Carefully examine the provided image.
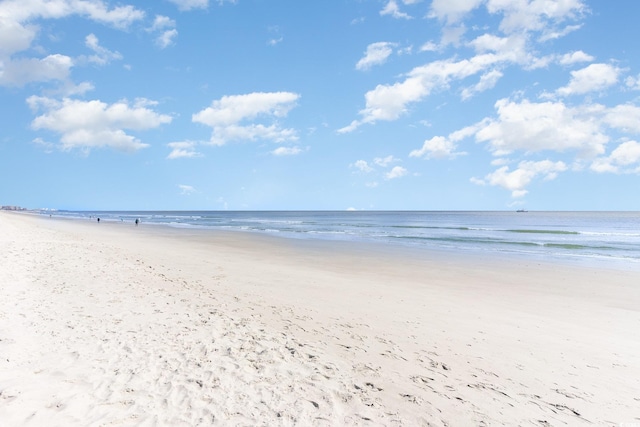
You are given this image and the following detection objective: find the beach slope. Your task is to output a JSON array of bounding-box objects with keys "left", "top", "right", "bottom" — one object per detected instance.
[{"left": 1, "top": 212, "right": 639, "bottom": 426}]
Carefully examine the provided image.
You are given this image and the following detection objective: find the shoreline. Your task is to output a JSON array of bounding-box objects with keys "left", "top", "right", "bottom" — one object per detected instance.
[
  {"left": 1, "top": 211, "right": 639, "bottom": 425},
  {"left": 25, "top": 209, "right": 640, "bottom": 272}
]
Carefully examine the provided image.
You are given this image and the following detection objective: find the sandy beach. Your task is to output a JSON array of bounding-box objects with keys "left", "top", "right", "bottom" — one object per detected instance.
[{"left": 1, "top": 211, "right": 639, "bottom": 426}]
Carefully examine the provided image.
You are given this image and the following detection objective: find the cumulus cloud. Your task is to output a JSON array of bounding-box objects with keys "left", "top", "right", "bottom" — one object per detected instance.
[
  {"left": 339, "top": 31, "right": 554, "bottom": 133},
  {"left": 0, "top": 0, "right": 144, "bottom": 87},
  {"left": 166, "top": 0, "right": 209, "bottom": 11},
  {"left": 373, "top": 155, "right": 399, "bottom": 167},
  {"left": 412, "top": 94, "right": 640, "bottom": 196},
  {"left": 157, "top": 29, "right": 178, "bottom": 48},
  {"left": 558, "top": 50, "right": 594, "bottom": 65},
  {"left": 420, "top": 41, "right": 439, "bottom": 52},
  {"left": 410, "top": 135, "right": 467, "bottom": 159},
  {"left": 429, "top": 0, "right": 483, "bottom": 24},
  {"left": 0, "top": 16, "right": 37, "bottom": 56},
  {"left": 148, "top": 15, "right": 178, "bottom": 48},
  {"left": 342, "top": 0, "right": 589, "bottom": 133},
  {"left": 272, "top": 146, "right": 303, "bottom": 156},
  {"left": 85, "top": 33, "right": 123, "bottom": 65},
  {"left": 356, "top": 42, "right": 396, "bottom": 71},
  {"left": 28, "top": 96, "right": 172, "bottom": 152},
  {"left": 339, "top": 54, "right": 506, "bottom": 132},
  {"left": 351, "top": 156, "right": 406, "bottom": 182},
  {"left": 475, "top": 98, "right": 609, "bottom": 157},
  {"left": 555, "top": 63, "right": 620, "bottom": 96},
  {"left": 625, "top": 74, "right": 640, "bottom": 91},
  {"left": 0, "top": 0, "right": 145, "bottom": 29},
  {"left": 351, "top": 160, "right": 374, "bottom": 173},
  {"left": 192, "top": 92, "right": 300, "bottom": 146},
  {"left": 473, "top": 160, "right": 567, "bottom": 197},
  {"left": 591, "top": 140, "right": 640, "bottom": 174},
  {"left": 0, "top": 54, "right": 73, "bottom": 86},
  {"left": 461, "top": 69, "right": 503, "bottom": 100},
  {"left": 486, "top": 0, "right": 586, "bottom": 35},
  {"left": 167, "top": 141, "right": 202, "bottom": 159},
  {"left": 602, "top": 104, "right": 640, "bottom": 133},
  {"left": 380, "top": 0, "right": 412, "bottom": 19},
  {"left": 166, "top": 0, "right": 237, "bottom": 10},
  {"left": 385, "top": 166, "right": 408, "bottom": 180}
]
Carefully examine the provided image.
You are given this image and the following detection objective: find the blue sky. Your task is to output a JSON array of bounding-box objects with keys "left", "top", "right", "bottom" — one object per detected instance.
[{"left": 1, "top": 0, "right": 640, "bottom": 210}]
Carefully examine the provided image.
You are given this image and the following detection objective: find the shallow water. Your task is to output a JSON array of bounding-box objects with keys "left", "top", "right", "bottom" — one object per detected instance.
[{"left": 46, "top": 210, "right": 640, "bottom": 268}]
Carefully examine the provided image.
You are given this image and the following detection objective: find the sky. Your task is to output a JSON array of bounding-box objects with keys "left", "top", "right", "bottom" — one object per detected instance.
[{"left": 1, "top": 0, "right": 640, "bottom": 211}]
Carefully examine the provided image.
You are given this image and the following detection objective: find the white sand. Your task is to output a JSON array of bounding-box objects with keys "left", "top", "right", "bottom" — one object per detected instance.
[{"left": 1, "top": 211, "right": 639, "bottom": 426}]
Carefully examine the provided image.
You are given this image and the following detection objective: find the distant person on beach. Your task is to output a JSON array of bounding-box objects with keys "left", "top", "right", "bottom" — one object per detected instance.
[
  {"left": 135, "top": 218, "right": 139, "bottom": 226},
  {"left": 97, "top": 218, "right": 100, "bottom": 223}
]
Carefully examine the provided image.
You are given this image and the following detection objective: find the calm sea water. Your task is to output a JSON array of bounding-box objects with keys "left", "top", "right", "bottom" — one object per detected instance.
[{"left": 47, "top": 210, "right": 640, "bottom": 267}]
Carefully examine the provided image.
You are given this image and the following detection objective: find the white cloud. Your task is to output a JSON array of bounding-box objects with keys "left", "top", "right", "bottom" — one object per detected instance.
[
  {"left": 0, "top": 0, "right": 145, "bottom": 29},
  {"left": 474, "top": 160, "right": 567, "bottom": 197},
  {"left": 351, "top": 156, "right": 405, "bottom": 182},
  {"left": 344, "top": 0, "right": 589, "bottom": 134},
  {"left": 469, "top": 33, "right": 524, "bottom": 58},
  {"left": 193, "top": 92, "right": 298, "bottom": 126},
  {"left": 461, "top": 69, "right": 503, "bottom": 100},
  {"left": 0, "top": 16, "right": 37, "bottom": 56},
  {"left": 556, "top": 63, "right": 620, "bottom": 96},
  {"left": 486, "top": 0, "right": 586, "bottom": 35},
  {"left": 420, "top": 41, "right": 438, "bottom": 52},
  {"left": 193, "top": 92, "right": 300, "bottom": 146},
  {"left": 85, "top": 33, "right": 123, "bottom": 65},
  {"left": 69, "top": 1, "right": 145, "bottom": 29},
  {"left": 167, "top": 141, "right": 202, "bottom": 159},
  {"left": 538, "top": 24, "right": 582, "bottom": 42},
  {"left": 411, "top": 95, "right": 640, "bottom": 195},
  {"left": 147, "top": 15, "right": 178, "bottom": 48},
  {"left": 602, "top": 104, "right": 640, "bottom": 133},
  {"left": 380, "top": 0, "right": 412, "bottom": 19},
  {"left": 55, "top": 81, "right": 95, "bottom": 97},
  {"left": 32, "top": 137, "right": 55, "bottom": 153},
  {"left": 157, "top": 29, "right": 178, "bottom": 48},
  {"left": 272, "top": 146, "right": 302, "bottom": 156},
  {"left": 625, "top": 74, "right": 640, "bottom": 91},
  {"left": 339, "top": 53, "right": 506, "bottom": 132},
  {"left": 337, "top": 74, "right": 427, "bottom": 131},
  {"left": 167, "top": 0, "right": 236, "bottom": 10},
  {"left": 558, "top": 50, "right": 594, "bottom": 65},
  {"left": 591, "top": 140, "right": 640, "bottom": 174},
  {"left": 150, "top": 15, "right": 175, "bottom": 31},
  {"left": 475, "top": 98, "right": 609, "bottom": 157},
  {"left": 340, "top": 28, "right": 562, "bottom": 133},
  {"left": 429, "top": 0, "right": 484, "bottom": 24},
  {"left": 28, "top": 96, "right": 172, "bottom": 152},
  {"left": 166, "top": 0, "right": 209, "bottom": 11},
  {"left": 0, "top": 0, "right": 144, "bottom": 87},
  {"left": 409, "top": 135, "right": 467, "bottom": 159},
  {"left": 441, "top": 24, "right": 468, "bottom": 47},
  {"left": 0, "top": 54, "right": 73, "bottom": 86},
  {"left": 385, "top": 166, "right": 408, "bottom": 180},
  {"left": 351, "top": 160, "right": 374, "bottom": 173},
  {"left": 356, "top": 42, "right": 396, "bottom": 71},
  {"left": 374, "top": 155, "right": 398, "bottom": 167}
]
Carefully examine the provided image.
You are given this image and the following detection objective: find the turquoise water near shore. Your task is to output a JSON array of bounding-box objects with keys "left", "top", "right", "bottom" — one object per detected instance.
[{"left": 46, "top": 210, "right": 640, "bottom": 266}]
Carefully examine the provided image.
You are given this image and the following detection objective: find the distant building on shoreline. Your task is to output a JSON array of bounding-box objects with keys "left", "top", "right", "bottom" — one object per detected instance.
[{"left": 1, "top": 206, "right": 27, "bottom": 211}]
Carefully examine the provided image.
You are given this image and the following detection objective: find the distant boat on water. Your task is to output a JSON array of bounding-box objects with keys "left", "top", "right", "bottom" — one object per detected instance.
[{"left": 516, "top": 209, "right": 528, "bottom": 212}]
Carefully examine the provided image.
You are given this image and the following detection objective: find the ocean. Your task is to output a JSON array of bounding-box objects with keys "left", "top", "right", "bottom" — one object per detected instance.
[{"left": 46, "top": 210, "right": 640, "bottom": 268}]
